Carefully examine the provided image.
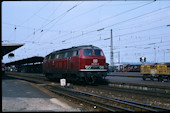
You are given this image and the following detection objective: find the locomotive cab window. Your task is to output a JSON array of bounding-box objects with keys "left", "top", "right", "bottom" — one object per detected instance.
[
  {"left": 45, "top": 55, "right": 50, "bottom": 60},
  {"left": 68, "top": 51, "right": 73, "bottom": 57},
  {"left": 73, "top": 50, "right": 79, "bottom": 56},
  {"left": 64, "top": 52, "right": 68, "bottom": 58},
  {"left": 55, "top": 54, "right": 59, "bottom": 59},
  {"left": 48, "top": 55, "right": 52, "bottom": 60},
  {"left": 59, "top": 53, "right": 65, "bottom": 59},
  {"left": 84, "top": 49, "right": 94, "bottom": 56},
  {"left": 44, "top": 55, "right": 49, "bottom": 61},
  {"left": 50, "top": 54, "right": 55, "bottom": 60},
  {"left": 94, "top": 50, "right": 104, "bottom": 56}
]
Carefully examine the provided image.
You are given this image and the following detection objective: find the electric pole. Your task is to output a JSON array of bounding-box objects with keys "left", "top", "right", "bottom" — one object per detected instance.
[
  {"left": 110, "top": 29, "right": 114, "bottom": 67},
  {"left": 118, "top": 51, "right": 120, "bottom": 64},
  {"left": 154, "top": 44, "right": 156, "bottom": 63}
]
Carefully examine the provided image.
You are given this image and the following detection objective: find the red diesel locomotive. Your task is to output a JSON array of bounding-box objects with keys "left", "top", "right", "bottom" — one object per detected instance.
[{"left": 43, "top": 45, "right": 107, "bottom": 84}]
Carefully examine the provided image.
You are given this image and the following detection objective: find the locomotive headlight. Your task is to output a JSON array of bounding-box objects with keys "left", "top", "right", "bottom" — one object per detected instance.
[{"left": 99, "top": 66, "right": 104, "bottom": 69}]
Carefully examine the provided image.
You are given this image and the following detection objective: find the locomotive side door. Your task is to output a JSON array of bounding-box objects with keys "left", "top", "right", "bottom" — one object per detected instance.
[
  {"left": 50, "top": 54, "right": 56, "bottom": 73},
  {"left": 43, "top": 55, "right": 49, "bottom": 73},
  {"left": 71, "top": 50, "right": 80, "bottom": 70},
  {"left": 47, "top": 55, "right": 52, "bottom": 73},
  {"left": 67, "top": 51, "right": 73, "bottom": 72}
]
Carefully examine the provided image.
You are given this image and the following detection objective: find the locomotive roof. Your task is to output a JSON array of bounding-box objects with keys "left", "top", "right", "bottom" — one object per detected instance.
[{"left": 46, "top": 45, "right": 101, "bottom": 56}]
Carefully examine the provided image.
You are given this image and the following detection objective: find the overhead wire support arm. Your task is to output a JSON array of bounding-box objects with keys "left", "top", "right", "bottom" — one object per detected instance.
[{"left": 97, "top": 28, "right": 104, "bottom": 31}]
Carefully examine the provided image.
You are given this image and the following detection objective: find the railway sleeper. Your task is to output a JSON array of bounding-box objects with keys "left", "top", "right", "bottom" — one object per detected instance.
[
  {"left": 143, "top": 74, "right": 170, "bottom": 82},
  {"left": 84, "top": 97, "right": 134, "bottom": 112},
  {"left": 67, "top": 89, "right": 158, "bottom": 112}
]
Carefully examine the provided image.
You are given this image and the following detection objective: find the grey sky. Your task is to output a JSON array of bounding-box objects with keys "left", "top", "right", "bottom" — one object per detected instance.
[{"left": 2, "top": 0, "right": 170, "bottom": 64}]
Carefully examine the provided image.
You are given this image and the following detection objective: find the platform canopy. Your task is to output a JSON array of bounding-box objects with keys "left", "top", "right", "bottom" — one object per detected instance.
[
  {"left": 1, "top": 44, "right": 24, "bottom": 56},
  {"left": 5, "top": 56, "right": 44, "bottom": 66}
]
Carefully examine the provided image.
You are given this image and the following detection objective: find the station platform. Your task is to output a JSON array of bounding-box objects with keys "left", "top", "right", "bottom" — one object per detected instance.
[{"left": 2, "top": 74, "right": 82, "bottom": 112}]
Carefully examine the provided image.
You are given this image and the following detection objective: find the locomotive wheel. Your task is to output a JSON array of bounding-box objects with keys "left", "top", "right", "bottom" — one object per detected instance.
[
  {"left": 167, "top": 76, "right": 170, "bottom": 82},
  {"left": 158, "top": 75, "right": 163, "bottom": 82},
  {"left": 45, "top": 74, "right": 51, "bottom": 80},
  {"left": 150, "top": 76, "right": 154, "bottom": 81},
  {"left": 45, "top": 73, "right": 55, "bottom": 81},
  {"left": 142, "top": 75, "right": 146, "bottom": 81},
  {"left": 85, "top": 75, "right": 96, "bottom": 85}
]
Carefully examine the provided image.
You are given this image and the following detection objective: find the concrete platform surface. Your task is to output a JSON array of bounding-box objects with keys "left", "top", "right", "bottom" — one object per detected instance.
[{"left": 2, "top": 74, "right": 81, "bottom": 112}]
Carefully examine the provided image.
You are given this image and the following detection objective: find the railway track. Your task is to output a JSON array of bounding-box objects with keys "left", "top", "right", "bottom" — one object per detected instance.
[
  {"left": 7, "top": 72, "right": 170, "bottom": 98},
  {"left": 94, "top": 84, "right": 170, "bottom": 99},
  {"left": 5, "top": 73, "right": 170, "bottom": 112},
  {"left": 48, "top": 85, "right": 170, "bottom": 112}
]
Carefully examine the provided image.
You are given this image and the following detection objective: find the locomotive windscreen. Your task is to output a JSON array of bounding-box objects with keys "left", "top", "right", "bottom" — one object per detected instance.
[
  {"left": 84, "top": 49, "right": 104, "bottom": 56},
  {"left": 94, "top": 50, "right": 104, "bottom": 56},
  {"left": 84, "top": 50, "right": 94, "bottom": 56}
]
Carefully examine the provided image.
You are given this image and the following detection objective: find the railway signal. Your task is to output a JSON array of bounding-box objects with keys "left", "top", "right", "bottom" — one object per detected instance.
[{"left": 140, "top": 56, "right": 146, "bottom": 64}]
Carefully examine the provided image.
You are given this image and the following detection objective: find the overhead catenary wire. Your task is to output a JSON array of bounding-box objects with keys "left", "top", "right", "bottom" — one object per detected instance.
[
  {"left": 5, "top": 2, "right": 168, "bottom": 45},
  {"left": 40, "top": 1, "right": 83, "bottom": 30},
  {"left": 4, "top": 10, "right": 170, "bottom": 45},
  {"left": 81, "top": 33, "right": 170, "bottom": 49},
  {"left": 60, "top": 5, "right": 170, "bottom": 43},
  {"left": 113, "top": 45, "right": 170, "bottom": 58},
  {"left": 3, "top": 2, "right": 63, "bottom": 32},
  {"left": 102, "top": 5, "right": 170, "bottom": 30},
  {"left": 8, "top": 23, "right": 169, "bottom": 47},
  {"left": 4, "top": 21, "right": 169, "bottom": 47},
  {"left": 33, "top": 1, "right": 84, "bottom": 42},
  {"left": 103, "top": 39, "right": 170, "bottom": 53},
  {"left": 18, "top": 1, "right": 83, "bottom": 43},
  {"left": 57, "top": 1, "right": 156, "bottom": 42},
  {"left": 3, "top": 1, "right": 170, "bottom": 63},
  {"left": 20, "top": 1, "right": 84, "bottom": 52},
  {"left": 57, "top": 1, "right": 149, "bottom": 27},
  {"left": 4, "top": 1, "right": 169, "bottom": 36},
  {"left": 56, "top": 1, "right": 111, "bottom": 26},
  {"left": 80, "top": 1, "right": 155, "bottom": 30},
  {"left": 19, "top": 2, "right": 50, "bottom": 26},
  {"left": 64, "top": 24, "right": 169, "bottom": 45},
  {"left": 38, "top": 2, "right": 63, "bottom": 22},
  {"left": 24, "top": 1, "right": 155, "bottom": 44}
]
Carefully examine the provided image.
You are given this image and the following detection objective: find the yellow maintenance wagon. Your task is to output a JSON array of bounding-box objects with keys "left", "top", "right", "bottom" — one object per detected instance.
[{"left": 140, "top": 63, "right": 170, "bottom": 82}]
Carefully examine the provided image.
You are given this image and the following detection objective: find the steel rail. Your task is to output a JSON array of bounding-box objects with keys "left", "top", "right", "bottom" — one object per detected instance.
[
  {"left": 6, "top": 74, "right": 129, "bottom": 111},
  {"left": 67, "top": 88, "right": 170, "bottom": 111},
  {"left": 96, "top": 85, "right": 170, "bottom": 99},
  {"left": 48, "top": 87, "right": 133, "bottom": 112},
  {"left": 47, "top": 85, "right": 170, "bottom": 112},
  {"left": 64, "top": 88, "right": 156, "bottom": 111}
]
